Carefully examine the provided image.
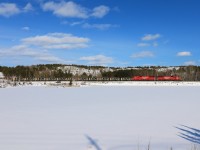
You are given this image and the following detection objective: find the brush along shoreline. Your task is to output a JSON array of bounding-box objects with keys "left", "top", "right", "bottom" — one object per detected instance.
[{"left": 1, "top": 80, "right": 200, "bottom": 88}]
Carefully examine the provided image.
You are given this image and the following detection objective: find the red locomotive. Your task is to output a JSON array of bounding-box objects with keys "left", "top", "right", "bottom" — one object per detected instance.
[{"left": 132, "top": 76, "right": 181, "bottom": 81}]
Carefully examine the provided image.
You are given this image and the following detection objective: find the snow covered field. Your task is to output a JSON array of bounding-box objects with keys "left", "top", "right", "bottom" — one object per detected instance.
[
  {"left": 0, "top": 86, "right": 199, "bottom": 150},
  {"left": 2, "top": 80, "right": 200, "bottom": 88},
  {"left": 87, "top": 81, "right": 200, "bottom": 87}
]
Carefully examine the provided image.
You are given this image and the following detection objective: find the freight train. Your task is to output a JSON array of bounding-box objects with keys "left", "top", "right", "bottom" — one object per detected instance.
[
  {"left": 132, "top": 76, "right": 181, "bottom": 81},
  {"left": 17, "top": 76, "right": 181, "bottom": 81}
]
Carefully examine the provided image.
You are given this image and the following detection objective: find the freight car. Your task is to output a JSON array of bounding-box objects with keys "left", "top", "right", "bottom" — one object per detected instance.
[
  {"left": 157, "top": 76, "right": 181, "bottom": 81},
  {"left": 132, "top": 76, "right": 181, "bottom": 81},
  {"left": 132, "top": 76, "right": 155, "bottom": 81}
]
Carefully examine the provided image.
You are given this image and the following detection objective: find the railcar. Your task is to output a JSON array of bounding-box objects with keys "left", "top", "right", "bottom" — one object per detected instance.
[{"left": 132, "top": 76, "right": 181, "bottom": 81}]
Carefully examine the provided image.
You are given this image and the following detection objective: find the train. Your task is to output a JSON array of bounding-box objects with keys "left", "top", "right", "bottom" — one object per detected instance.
[
  {"left": 132, "top": 76, "right": 181, "bottom": 81},
  {"left": 15, "top": 76, "right": 181, "bottom": 81}
]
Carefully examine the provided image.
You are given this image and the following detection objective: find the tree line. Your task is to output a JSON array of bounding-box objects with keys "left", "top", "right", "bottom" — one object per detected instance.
[
  {"left": 0, "top": 64, "right": 72, "bottom": 80},
  {"left": 102, "top": 66, "right": 200, "bottom": 81},
  {"left": 0, "top": 64, "right": 200, "bottom": 81}
]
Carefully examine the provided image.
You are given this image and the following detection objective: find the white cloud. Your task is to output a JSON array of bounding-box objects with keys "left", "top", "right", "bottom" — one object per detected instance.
[
  {"left": 137, "top": 43, "right": 150, "bottom": 47},
  {"left": 70, "top": 21, "right": 84, "bottom": 26},
  {"left": 62, "top": 21, "right": 85, "bottom": 26},
  {"left": 137, "top": 42, "right": 158, "bottom": 47},
  {"left": 91, "top": 5, "right": 110, "bottom": 18},
  {"left": 43, "top": 43, "right": 88, "bottom": 49},
  {"left": 177, "top": 51, "right": 192, "bottom": 56},
  {"left": 22, "top": 26, "right": 30, "bottom": 31},
  {"left": 0, "top": 32, "right": 90, "bottom": 64},
  {"left": 0, "top": 3, "right": 20, "bottom": 17},
  {"left": 0, "top": 45, "right": 68, "bottom": 63},
  {"left": 82, "top": 23, "right": 118, "bottom": 30},
  {"left": 42, "top": 1, "right": 110, "bottom": 19},
  {"left": 184, "top": 61, "right": 196, "bottom": 66},
  {"left": 62, "top": 21, "right": 118, "bottom": 30},
  {"left": 23, "top": 3, "right": 34, "bottom": 12},
  {"left": 0, "top": 3, "right": 33, "bottom": 17},
  {"left": 36, "top": 54, "right": 66, "bottom": 63},
  {"left": 21, "top": 33, "right": 90, "bottom": 49},
  {"left": 131, "top": 51, "right": 154, "bottom": 58},
  {"left": 153, "top": 42, "right": 158, "bottom": 47},
  {"left": 42, "top": 1, "right": 89, "bottom": 18},
  {"left": 142, "top": 34, "right": 161, "bottom": 41},
  {"left": 80, "top": 55, "right": 113, "bottom": 66}
]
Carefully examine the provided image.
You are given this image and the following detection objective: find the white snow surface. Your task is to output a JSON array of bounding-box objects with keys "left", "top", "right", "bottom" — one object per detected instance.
[
  {"left": 86, "top": 81, "right": 200, "bottom": 87},
  {"left": 2, "top": 81, "right": 200, "bottom": 88},
  {"left": 0, "top": 86, "right": 199, "bottom": 150}
]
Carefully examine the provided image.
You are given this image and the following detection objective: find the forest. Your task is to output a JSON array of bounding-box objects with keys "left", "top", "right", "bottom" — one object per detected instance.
[{"left": 0, "top": 64, "right": 200, "bottom": 81}]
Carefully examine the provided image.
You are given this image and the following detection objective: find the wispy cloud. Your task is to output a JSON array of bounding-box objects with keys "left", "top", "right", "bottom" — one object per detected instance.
[
  {"left": 137, "top": 43, "right": 150, "bottom": 47},
  {"left": 80, "top": 55, "right": 113, "bottom": 66},
  {"left": 22, "top": 26, "right": 30, "bottom": 31},
  {"left": 21, "top": 33, "right": 90, "bottom": 50},
  {"left": 70, "top": 21, "right": 84, "bottom": 26},
  {"left": 82, "top": 23, "right": 118, "bottom": 30},
  {"left": 184, "top": 61, "right": 196, "bottom": 66},
  {"left": 142, "top": 34, "right": 161, "bottom": 41},
  {"left": 131, "top": 51, "right": 154, "bottom": 58},
  {"left": 61, "top": 20, "right": 85, "bottom": 26},
  {"left": 153, "top": 42, "right": 158, "bottom": 47},
  {"left": 137, "top": 34, "right": 160, "bottom": 48},
  {"left": 62, "top": 21, "right": 118, "bottom": 30},
  {"left": 42, "top": 1, "right": 110, "bottom": 19},
  {"left": 0, "top": 45, "right": 69, "bottom": 64},
  {"left": 23, "top": 3, "right": 34, "bottom": 12},
  {"left": 91, "top": 5, "right": 110, "bottom": 18},
  {"left": 177, "top": 51, "right": 192, "bottom": 56},
  {"left": 0, "top": 3, "right": 20, "bottom": 17}
]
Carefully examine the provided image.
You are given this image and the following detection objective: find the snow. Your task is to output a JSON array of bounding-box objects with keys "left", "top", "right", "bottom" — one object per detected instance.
[
  {"left": 0, "top": 72, "right": 4, "bottom": 78},
  {"left": 0, "top": 86, "right": 200, "bottom": 150},
  {"left": 2, "top": 81, "right": 200, "bottom": 88},
  {"left": 85, "top": 81, "right": 200, "bottom": 87}
]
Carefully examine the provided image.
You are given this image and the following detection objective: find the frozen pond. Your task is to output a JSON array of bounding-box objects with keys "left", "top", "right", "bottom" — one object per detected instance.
[{"left": 0, "top": 86, "right": 199, "bottom": 150}]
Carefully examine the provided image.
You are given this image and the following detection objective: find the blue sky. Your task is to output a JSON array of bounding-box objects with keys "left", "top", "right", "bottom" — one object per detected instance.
[{"left": 0, "top": 0, "right": 200, "bottom": 66}]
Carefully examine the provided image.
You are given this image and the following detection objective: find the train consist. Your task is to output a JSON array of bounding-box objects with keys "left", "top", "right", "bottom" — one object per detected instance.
[
  {"left": 132, "top": 76, "right": 181, "bottom": 81},
  {"left": 17, "top": 76, "right": 181, "bottom": 81}
]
